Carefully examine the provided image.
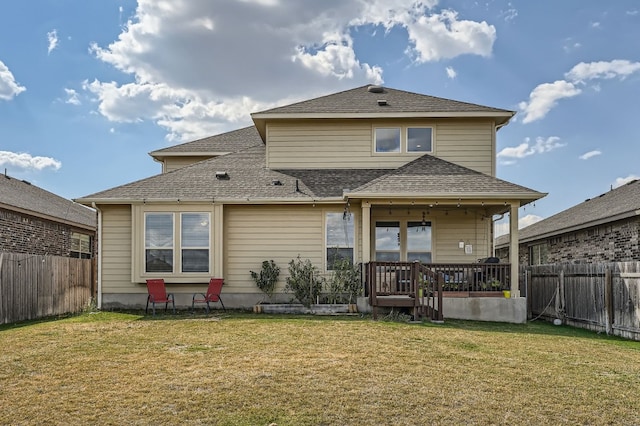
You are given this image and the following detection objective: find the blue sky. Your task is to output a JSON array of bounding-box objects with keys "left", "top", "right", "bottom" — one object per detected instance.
[{"left": 1, "top": 1, "right": 639, "bottom": 236}]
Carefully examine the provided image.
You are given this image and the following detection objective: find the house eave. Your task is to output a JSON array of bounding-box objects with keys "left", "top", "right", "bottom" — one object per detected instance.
[
  {"left": 252, "top": 111, "right": 514, "bottom": 141},
  {"left": 346, "top": 192, "right": 545, "bottom": 204},
  {"left": 496, "top": 209, "right": 640, "bottom": 249},
  {"left": 0, "top": 202, "right": 96, "bottom": 232},
  {"left": 75, "top": 196, "right": 347, "bottom": 206}
]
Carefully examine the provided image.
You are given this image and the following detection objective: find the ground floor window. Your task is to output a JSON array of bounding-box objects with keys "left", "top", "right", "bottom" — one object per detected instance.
[
  {"left": 529, "top": 243, "right": 548, "bottom": 265},
  {"left": 70, "top": 232, "right": 92, "bottom": 259},
  {"left": 375, "top": 220, "right": 432, "bottom": 262},
  {"left": 326, "top": 212, "right": 354, "bottom": 270},
  {"left": 145, "top": 212, "right": 210, "bottom": 273}
]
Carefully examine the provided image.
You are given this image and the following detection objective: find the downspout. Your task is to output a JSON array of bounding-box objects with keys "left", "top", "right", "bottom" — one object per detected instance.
[
  {"left": 91, "top": 202, "right": 103, "bottom": 309},
  {"left": 491, "top": 213, "right": 505, "bottom": 256}
]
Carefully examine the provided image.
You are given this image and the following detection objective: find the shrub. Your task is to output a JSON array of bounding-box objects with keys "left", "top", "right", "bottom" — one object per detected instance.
[
  {"left": 327, "top": 259, "right": 362, "bottom": 304},
  {"left": 285, "top": 256, "right": 324, "bottom": 307},
  {"left": 250, "top": 260, "right": 280, "bottom": 302}
]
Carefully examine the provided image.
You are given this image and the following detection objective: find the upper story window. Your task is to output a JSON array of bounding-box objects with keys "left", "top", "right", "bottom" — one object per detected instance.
[
  {"left": 374, "top": 128, "right": 401, "bottom": 153},
  {"left": 407, "top": 127, "right": 432, "bottom": 152},
  {"left": 144, "top": 212, "right": 211, "bottom": 274},
  {"left": 375, "top": 126, "right": 433, "bottom": 154}
]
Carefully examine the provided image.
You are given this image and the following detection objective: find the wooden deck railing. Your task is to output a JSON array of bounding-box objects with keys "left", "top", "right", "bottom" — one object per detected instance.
[
  {"left": 366, "top": 261, "right": 511, "bottom": 295},
  {"left": 366, "top": 261, "right": 444, "bottom": 321}
]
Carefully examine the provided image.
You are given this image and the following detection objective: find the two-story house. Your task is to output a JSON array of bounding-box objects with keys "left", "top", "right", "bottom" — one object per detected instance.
[{"left": 76, "top": 85, "right": 545, "bottom": 322}]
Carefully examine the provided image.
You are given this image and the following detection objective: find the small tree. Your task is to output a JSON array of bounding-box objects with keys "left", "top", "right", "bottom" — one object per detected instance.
[
  {"left": 285, "top": 256, "right": 324, "bottom": 307},
  {"left": 250, "top": 260, "right": 280, "bottom": 302}
]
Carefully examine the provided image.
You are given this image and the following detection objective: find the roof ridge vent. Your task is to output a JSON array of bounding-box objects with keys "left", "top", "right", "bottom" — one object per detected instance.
[{"left": 367, "top": 85, "right": 384, "bottom": 93}]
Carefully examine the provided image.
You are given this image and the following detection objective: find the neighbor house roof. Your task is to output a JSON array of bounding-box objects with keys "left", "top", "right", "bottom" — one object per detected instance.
[
  {"left": 0, "top": 174, "right": 96, "bottom": 230},
  {"left": 251, "top": 85, "right": 516, "bottom": 140},
  {"left": 149, "top": 126, "right": 263, "bottom": 161},
  {"left": 76, "top": 143, "right": 544, "bottom": 207},
  {"left": 496, "top": 179, "right": 640, "bottom": 247}
]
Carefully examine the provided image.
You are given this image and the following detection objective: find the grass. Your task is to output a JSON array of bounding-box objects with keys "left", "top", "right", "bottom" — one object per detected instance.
[{"left": 1, "top": 311, "right": 639, "bottom": 425}]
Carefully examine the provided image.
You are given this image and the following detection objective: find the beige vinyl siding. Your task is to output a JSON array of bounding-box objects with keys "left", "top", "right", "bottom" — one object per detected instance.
[
  {"left": 100, "top": 205, "right": 134, "bottom": 294},
  {"left": 435, "top": 121, "right": 494, "bottom": 175},
  {"left": 224, "top": 205, "right": 354, "bottom": 293},
  {"left": 266, "top": 119, "right": 495, "bottom": 174},
  {"left": 163, "top": 156, "right": 215, "bottom": 173},
  {"left": 369, "top": 207, "right": 491, "bottom": 263},
  {"left": 433, "top": 211, "right": 491, "bottom": 262}
]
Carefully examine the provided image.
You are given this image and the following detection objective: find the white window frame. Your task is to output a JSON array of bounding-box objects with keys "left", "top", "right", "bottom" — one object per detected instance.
[
  {"left": 406, "top": 127, "right": 433, "bottom": 153},
  {"left": 180, "top": 212, "right": 211, "bottom": 273},
  {"left": 140, "top": 210, "right": 213, "bottom": 278},
  {"left": 373, "top": 125, "right": 434, "bottom": 154},
  {"left": 325, "top": 211, "right": 355, "bottom": 271},
  {"left": 374, "top": 127, "right": 401, "bottom": 153}
]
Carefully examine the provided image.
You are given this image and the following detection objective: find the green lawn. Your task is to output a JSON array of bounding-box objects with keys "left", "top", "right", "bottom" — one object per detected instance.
[{"left": 1, "top": 311, "right": 639, "bottom": 425}]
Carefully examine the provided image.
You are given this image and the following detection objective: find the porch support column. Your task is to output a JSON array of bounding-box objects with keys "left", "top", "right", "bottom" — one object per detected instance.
[
  {"left": 509, "top": 202, "right": 520, "bottom": 297},
  {"left": 214, "top": 203, "right": 224, "bottom": 277},
  {"left": 361, "top": 202, "right": 371, "bottom": 263}
]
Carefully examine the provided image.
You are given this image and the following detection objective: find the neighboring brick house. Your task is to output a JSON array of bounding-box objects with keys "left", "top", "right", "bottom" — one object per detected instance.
[
  {"left": 495, "top": 179, "right": 640, "bottom": 264},
  {"left": 0, "top": 173, "right": 97, "bottom": 258}
]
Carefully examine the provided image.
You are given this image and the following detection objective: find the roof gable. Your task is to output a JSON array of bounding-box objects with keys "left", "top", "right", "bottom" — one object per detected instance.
[
  {"left": 251, "top": 85, "right": 515, "bottom": 141},
  {"left": 0, "top": 175, "right": 96, "bottom": 229},
  {"left": 254, "top": 85, "right": 514, "bottom": 116},
  {"left": 149, "top": 126, "right": 263, "bottom": 158},
  {"left": 347, "top": 154, "right": 545, "bottom": 203}
]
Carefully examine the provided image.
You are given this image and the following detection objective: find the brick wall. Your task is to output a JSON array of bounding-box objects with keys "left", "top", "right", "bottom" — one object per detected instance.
[
  {"left": 496, "top": 217, "right": 640, "bottom": 265},
  {"left": 0, "top": 208, "right": 94, "bottom": 257}
]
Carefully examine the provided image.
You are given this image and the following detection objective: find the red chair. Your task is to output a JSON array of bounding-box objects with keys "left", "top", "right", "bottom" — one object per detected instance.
[
  {"left": 192, "top": 278, "right": 226, "bottom": 313},
  {"left": 145, "top": 279, "right": 176, "bottom": 316}
]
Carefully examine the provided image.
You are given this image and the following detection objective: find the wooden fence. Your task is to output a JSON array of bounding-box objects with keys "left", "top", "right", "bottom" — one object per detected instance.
[
  {"left": 526, "top": 262, "right": 640, "bottom": 341},
  {"left": 0, "top": 252, "right": 93, "bottom": 325}
]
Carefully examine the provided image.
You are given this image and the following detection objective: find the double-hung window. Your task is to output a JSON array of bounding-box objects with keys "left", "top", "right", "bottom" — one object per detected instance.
[
  {"left": 326, "top": 212, "right": 355, "bottom": 270},
  {"left": 144, "top": 212, "right": 210, "bottom": 274}
]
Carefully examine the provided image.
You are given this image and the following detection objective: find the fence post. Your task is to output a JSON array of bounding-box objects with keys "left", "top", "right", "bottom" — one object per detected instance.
[{"left": 604, "top": 266, "right": 613, "bottom": 335}]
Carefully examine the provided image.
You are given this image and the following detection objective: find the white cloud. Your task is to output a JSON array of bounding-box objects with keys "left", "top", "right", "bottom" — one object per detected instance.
[
  {"left": 0, "top": 151, "right": 62, "bottom": 171},
  {"left": 627, "top": 10, "right": 639, "bottom": 16},
  {"left": 445, "top": 66, "right": 457, "bottom": 79},
  {"left": 497, "top": 136, "right": 565, "bottom": 160},
  {"left": 402, "top": 9, "right": 496, "bottom": 62},
  {"left": 0, "top": 60, "right": 26, "bottom": 100},
  {"left": 87, "top": 0, "right": 497, "bottom": 141},
  {"left": 64, "top": 88, "right": 81, "bottom": 105},
  {"left": 590, "top": 21, "right": 601, "bottom": 29},
  {"left": 613, "top": 175, "right": 640, "bottom": 188},
  {"left": 579, "top": 150, "right": 601, "bottom": 160},
  {"left": 47, "top": 29, "right": 59, "bottom": 54},
  {"left": 518, "top": 81, "right": 581, "bottom": 124},
  {"left": 494, "top": 214, "right": 543, "bottom": 237},
  {"left": 519, "top": 59, "right": 640, "bottom": 123},
  {"left": 565, "top": 60, "right": 640, "bottom": 83}
]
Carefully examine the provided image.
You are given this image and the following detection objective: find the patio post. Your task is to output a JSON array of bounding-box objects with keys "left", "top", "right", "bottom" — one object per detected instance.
[
  {"left": 361, "top": 202, "right": 371, "bottom": 263},
  {"left": 509, "top": 202, "right": 520, "bottom": 297}
]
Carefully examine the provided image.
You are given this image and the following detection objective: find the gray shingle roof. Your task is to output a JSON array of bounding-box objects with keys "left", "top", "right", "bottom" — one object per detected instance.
[
  {"left": 0, "top": 175, "right": 96, "bottom": 229},
  {"left": 347, "top": 154, "right": 545, "bottom": 202},
  {"left": 150, "top": 126, "right": 263, "bottom": 155},
  {"left": 254, "top": 85, "right": 514, "bottom": 115},
  {"left": 497, "top": 179, "right": 640, "bottom": 246},
  {"left": 77, "top": 144, "right": 544, "bottom": 205},
  {"left": 77, "top": 146, "right": 318, "bottom": 202}
]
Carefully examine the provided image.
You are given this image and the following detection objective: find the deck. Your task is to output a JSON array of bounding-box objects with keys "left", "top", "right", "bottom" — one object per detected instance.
[{"left": 366, "top": 261, "right": 511, "bottom": 321}]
